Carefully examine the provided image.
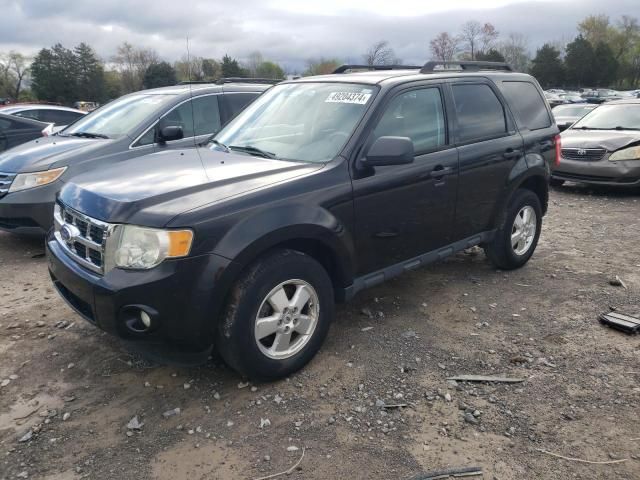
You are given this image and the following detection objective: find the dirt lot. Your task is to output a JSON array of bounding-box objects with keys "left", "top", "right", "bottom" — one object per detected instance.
[{"left": 1, "top": 185, "right": 639, "bottom": 480}]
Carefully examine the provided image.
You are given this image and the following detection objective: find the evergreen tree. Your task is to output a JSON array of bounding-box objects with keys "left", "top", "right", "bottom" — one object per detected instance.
[
  {"left": 592, "top": 42, "right": 619, "bottom": 87},
  {"left": 220, "top": 54, "right": 245, "bottom": 77},
  {"left": 143, "top": 61, "right": 177, "bottom": 88},
  {"left": 476, "top": 49, "right": 506, "bottom": 62},
  {"left": 529, "top": 44, "right": 564, "bottom": 88},
  {"left": 255, "top": 61, "right": 284, "bottom": 79},
  {"left": 564, "top": 35, "right": 596, "bottom": 87},
  {"left": 74, "top": 43, "right": 105, "bottom": 102}
]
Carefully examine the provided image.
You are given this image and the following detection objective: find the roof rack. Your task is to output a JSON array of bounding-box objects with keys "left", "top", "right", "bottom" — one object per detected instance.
[
  {"left": 420, "top": 61, "right": 513, "bottom": 73},
  {"left": 216, "top": 77, "right": 282, "bottom": 85},
  {"left": 333, "top": 64, "right": 422, "bottom": 74},
  {"left": 177, "top": 78, "right": 282, "bottom": 86}
]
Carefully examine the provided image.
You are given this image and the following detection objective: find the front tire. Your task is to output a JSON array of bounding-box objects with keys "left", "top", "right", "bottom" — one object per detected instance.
[
  {"left": 216, "top": 249, "right": 334, "bottom": 381},
  {"left": 484, "top": 189, "right": 542, "bottom": 270}
]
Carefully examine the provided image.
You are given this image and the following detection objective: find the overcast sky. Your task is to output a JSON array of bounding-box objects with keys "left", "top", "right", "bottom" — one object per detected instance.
[{"left": 2, "top": 0, "right": 638, "bottom": 71}]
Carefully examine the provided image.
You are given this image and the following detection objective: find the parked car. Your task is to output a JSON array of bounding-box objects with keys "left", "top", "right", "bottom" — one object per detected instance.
[
  {"left": 581, "top": 89, "right": 622, "bottom": 104},
  {"left": 544, "top": 91, "right": 567, "bottom": 108},
  {"left": 552, "top": 103, "right": 597, "bottom": 131},
  {"left": 0, "top": 104, "right": 86, "bottom": 129},
  {"left": 558, "top": 92, "right": 585, "bottom": 103},
  {"left": 0, "top": 113, "right": 48, "bottom": 153},
  {"left": 46, "top": 61, "right": 559, "bottom": 380},
  {"left": 0, "top": 80, "right": 274, "bottom": 235},
  {"left": 551, "top": 99, "right": 640, "bottom": 187}
]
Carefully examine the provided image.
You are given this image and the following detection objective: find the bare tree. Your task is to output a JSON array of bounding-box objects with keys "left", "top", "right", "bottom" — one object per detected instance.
[
  {"left": 245, "top": 51, "right": 264, "bottom": 76},
  {"left": 460, "top": 21, "right": 483, "bottom": 60},
  {"left": 498, "top": 33, "right": 531, "bottom": 72},
  {"left": 112, "top": 42, "right": 159, "bottom": 92},
  {"left": 0, "top": 52, "right": 30, "bottom": 99},
  {"left": 480, "top": 23, "right": 500, "bottom": 55},
  {"left": 363, "top": 40, "right": 396, "bottom": 66},
  {"left": 429, "top": 32, "right": 460, "bottom": 63}
]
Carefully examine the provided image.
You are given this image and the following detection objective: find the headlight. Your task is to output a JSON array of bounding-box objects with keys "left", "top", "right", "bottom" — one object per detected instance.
[
  {"left": 9, "top": 167, "right": 66, "bottom": 193},
  {"left": 609, "top": 146, "right": 640, "bottom": 162},
  {"left": 112, "top": 225, "right": 193, "bottom": 270}
]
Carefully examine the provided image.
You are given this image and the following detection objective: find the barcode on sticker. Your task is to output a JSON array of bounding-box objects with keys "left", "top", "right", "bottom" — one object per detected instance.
[{"left": 325, "top": 92, "right": 372, "bottom": 104}]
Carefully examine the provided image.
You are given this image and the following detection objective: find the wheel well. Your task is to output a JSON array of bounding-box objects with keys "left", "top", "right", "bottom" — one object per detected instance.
[
  {"left": 276, "top": 238, "right": 350, "bottom": 292},
  {"left": 518, "top": 176, "right": 548, "bottom": 214}
]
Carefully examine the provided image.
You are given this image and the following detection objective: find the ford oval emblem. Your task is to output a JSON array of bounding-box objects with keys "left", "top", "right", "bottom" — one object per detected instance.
[{"left": 60, "top": 224, "right": 80, "bottom": 244}]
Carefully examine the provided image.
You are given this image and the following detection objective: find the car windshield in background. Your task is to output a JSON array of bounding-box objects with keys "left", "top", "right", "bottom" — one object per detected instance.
[
  {"left": 213, "top": 83, "right": 377, "bottom": 163},
  {"left": 572, "top": 104, "right": 640, "bottom": 131},
  {"left": 553, "top": 105, "right": 595, "bottom": 116},
  {"left": 61, "top": 94, "right": 176, "bottom": 139}
]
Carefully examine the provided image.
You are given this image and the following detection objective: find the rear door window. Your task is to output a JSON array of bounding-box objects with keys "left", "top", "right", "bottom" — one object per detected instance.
[
  {"left": 452, "top": 83, "right": 507, "bottom": 143},
  {"left": 371, "top": 87, "right": 447, "bottom": 154},
  {"left": 501, "top": 81, "right": 551, "bottom": 130},
  {"left": 192, "top": 95, "right": 221, "bottom": 136},
  {"left": 222, "top": 93, "right": 260, "bottom": 122}
]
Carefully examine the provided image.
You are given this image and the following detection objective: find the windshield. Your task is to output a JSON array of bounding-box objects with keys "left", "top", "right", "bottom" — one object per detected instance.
[
  {"left": 553, "top": 105, "right": 595, "bottom": 116},
  {"left": 572, "top": 104, "right": 640, "bottom": 130},
  {"left": 62, "top": 94, "right": 176, "bottom": 138},
  {"left": 213, "top": 82, "right": 377, "bottom": 162}
]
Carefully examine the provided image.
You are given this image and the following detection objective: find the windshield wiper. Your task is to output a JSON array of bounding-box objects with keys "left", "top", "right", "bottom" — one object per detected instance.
[
  {"left": 575, "top": 126, "right": 607, "bottom": 130},
  {"left": 228, "top": 145, "right": 277, "bottom": 159},
  {"left": 209, "top": 139, "right": 230, "bottom": 152},
  {"left": 68, "top": 132, "right": 109, "bottom": 139},
  {"left": 614, "top": 126, "right": 640, "bottom": 131}
]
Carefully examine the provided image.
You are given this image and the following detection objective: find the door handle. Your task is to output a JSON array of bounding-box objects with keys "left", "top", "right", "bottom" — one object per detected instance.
[
  {"left": 503, "top": 148, "right": 522, "bottom": 159},
  {"left": 429, "top": 166, "right": 454, "bottom": 178}
]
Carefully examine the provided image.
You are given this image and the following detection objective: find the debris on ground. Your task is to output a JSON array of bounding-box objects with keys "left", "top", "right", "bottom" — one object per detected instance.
[
  {"left": 127, "top": 416, "right": 144, "bottom": 430},
  {"left": 408, "top": 466, "right": 483, "bottom": 479},
  {"left": 446, "top": 375, "right": 525, "bottom": 383},
  {"left": 599, "top": 311, "right": 640, "bottom": 334},
  {"left": 609, "top": 276, "right": 628, "bottom": 289}
]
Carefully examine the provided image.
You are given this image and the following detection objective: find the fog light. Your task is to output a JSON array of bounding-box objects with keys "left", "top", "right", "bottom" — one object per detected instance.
[{"left": 140, "top": 310, "right": 152, "bottom": 328}]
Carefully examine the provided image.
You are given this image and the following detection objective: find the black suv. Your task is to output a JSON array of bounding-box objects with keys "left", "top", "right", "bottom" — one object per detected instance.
[{"left": 46, "top": 61, "right": 559, "bottom": 380}]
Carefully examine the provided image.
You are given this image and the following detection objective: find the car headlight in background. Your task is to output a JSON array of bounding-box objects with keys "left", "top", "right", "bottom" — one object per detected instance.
[
  {"left": 9, "top": 167, "right": 67, "bottom": 193},
  {"left": 112, "top": 225, "right": 193, "bottom": 270},
  {"left": 609, "top": 146, "right": 640, "bottom": 162}
]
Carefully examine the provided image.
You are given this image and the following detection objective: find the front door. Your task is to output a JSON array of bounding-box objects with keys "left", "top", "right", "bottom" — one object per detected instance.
[{"left": 352, "top": 85, "right": 459, "bottom": 275}]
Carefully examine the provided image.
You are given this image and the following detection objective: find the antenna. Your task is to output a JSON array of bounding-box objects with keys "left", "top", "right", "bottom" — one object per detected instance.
[{"left": 186, "top": 35, "right": 196, "bottom": 147}]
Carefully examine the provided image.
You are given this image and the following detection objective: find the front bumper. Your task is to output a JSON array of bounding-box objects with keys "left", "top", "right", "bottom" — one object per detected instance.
[
  {"left": 552, "top": 157, "right": 640, "bottom": 187},
  {"left": 0, "top": 181, "right": 59, "bottom": 235},
  {"left": 47, "top": 233, "right": 236, "bottom": 356}
]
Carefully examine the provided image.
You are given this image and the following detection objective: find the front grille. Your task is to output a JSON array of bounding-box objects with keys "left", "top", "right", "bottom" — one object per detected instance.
[
  {"left": 0, "top": 172, "right": 16, "bottom": 199},
  {"left": 561, "top": 148, "right": 607, "bottom": 162},
  {"left": 54, "top": 203, "right": 111, "bottom": 274}
]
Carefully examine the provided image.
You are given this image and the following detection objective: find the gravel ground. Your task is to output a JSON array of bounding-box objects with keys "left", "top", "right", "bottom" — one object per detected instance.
[{"left": 1, "top": 185, "right": 639, "bottom": 480}]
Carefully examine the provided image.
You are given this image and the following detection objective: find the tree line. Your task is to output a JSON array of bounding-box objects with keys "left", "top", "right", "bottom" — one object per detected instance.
[{"left": 1, "top": 13, "right": 638, "bottom": 105}]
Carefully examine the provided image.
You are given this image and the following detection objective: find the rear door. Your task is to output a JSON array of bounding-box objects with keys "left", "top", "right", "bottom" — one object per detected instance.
[
  {"left": 352, "top": 83, "right": 459, "bottom": 274},
  {"left": 450, "top": 80, "right": 524, "bottom": 239},
  {"left": 499, "top": 80, "right": 558, "bottom": 171}
]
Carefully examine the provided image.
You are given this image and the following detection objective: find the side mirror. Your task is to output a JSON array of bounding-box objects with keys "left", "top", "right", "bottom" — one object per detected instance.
[
  {"left": 157, "top": 125, "right": 184, "bottom": 144},
  {"left": 362, "top": 136, "right": 414, "bottom": 167}
]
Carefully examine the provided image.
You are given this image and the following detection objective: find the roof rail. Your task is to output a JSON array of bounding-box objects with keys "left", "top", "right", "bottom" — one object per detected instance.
[
  {"left": 177, "top": 78, "right": 282, "bottom": 86},
  {"left": 420, "top": 61, "right": 513, "bottom": 73},
  {"left": 216, "top": 77, "right": 282, "bottom": 85},
  {"left": 333, "top": 64, "right": 422, "bottom": 74}
]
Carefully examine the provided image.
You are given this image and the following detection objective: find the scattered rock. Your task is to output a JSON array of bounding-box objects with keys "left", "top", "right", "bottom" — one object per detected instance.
[
  {"left": 287, "top": 446, "right": 299, "bottom": 452},
  {"left": 162, "top": 408, "right": 181, "bottom": 418},
  {"left": 127, "top": 416, "right": 144, "bottom": 430},
  {"left": 464, "top": 412, "right": 479, "bottom": 425},
  {"left": 260, "top": 418, "right": 271, "bottom": 428},
  {"left": 62, "top": 412, "right": 71, "bottom": 421},
  {"left": 18, "top": 430, "right": 33, "bottom": 443}
]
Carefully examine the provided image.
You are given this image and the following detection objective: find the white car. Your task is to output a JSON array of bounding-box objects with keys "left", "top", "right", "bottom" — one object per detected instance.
[{"left": 0, "top": 104, "right": 86, "bottom": 131}]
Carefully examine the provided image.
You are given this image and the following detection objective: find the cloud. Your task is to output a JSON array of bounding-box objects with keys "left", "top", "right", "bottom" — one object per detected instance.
[{"left": 1, "top": 0, "right": 636, "bottom": 71}]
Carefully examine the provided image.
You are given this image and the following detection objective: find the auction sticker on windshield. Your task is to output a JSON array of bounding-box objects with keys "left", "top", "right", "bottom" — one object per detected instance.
[{"left": 325, "top": 92, "right": 372, "bottom": 104}]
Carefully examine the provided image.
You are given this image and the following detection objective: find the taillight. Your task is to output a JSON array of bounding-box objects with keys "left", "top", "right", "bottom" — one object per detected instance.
[{"left": 554, "top": 134, "right": 561, "bottom": 167}]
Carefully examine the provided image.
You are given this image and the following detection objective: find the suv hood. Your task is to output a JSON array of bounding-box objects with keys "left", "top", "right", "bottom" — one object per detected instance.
[
  {"left": 0, "top": 135, "right": 114, "bottom": 173},
  {"left": 59, "top": 148, "right": 323, "bottom": 226},
  {"left": 561, "top": 129, "right": 640, "bottom": 151}
]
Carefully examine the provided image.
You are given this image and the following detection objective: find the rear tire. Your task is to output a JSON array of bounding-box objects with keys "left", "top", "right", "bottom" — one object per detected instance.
[
  {"left": 216, "top": 249, "right": 334, "bottom": 381},
  {"left": 549, "top": 177, "right": 565, "bottom": 187},
  {"left": 484, "top": 189, "right": 542, "bottom": 270}
]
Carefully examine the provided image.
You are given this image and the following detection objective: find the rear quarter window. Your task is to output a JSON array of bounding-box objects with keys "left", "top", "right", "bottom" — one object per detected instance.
[{"left": 501, "top": 81, "right": 551, "bottom": 131}]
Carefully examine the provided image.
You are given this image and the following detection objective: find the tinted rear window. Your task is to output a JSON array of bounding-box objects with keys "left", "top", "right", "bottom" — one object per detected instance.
[
  {"left": 501, "top": 81, "right": 551, "bottom": 130},
  {"left": 452, "top": 83, "right": 507, "bottom": 143}
]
